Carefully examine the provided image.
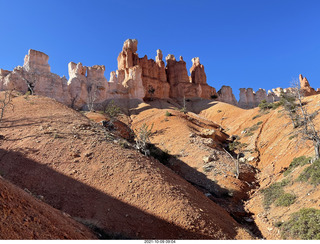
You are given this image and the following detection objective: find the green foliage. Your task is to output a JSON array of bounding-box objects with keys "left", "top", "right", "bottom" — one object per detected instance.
[
  {"left": 261, "top": 178, "right": 291, "bottom": 209},
  {"left": 229, "top": 140, "right": 248, "bottom": 151},
  {"left": 244, "top": 132, "right": 254, "bottom": 137},
  {"left": 288, "top": 134, "right": 297, "bottom": 140},
  {"left": 275, "top": 193, "right": 296, "bottom": 207},
  {"left": 252, "top": 114, "right": 261, "bottom": 120},
  {"left": 258, "top": 99, "right": 282, "bottom": 112},
  {"left": 271, "top": 101, "right": 283, "bottom": 110},
  {"left": 258, "top": 99, "right": 273, "bottom": 111},
  {"left": 135, "top": 123, "right": 154, "bottom": 156},
  {"left": 281, "top": 208, "right": 320, "bottom": 240},
  {"left": 165, "top": 111, "right": 172, "bottom": 117},
  {"left": 284, "top": 156, "right": 311, "bottom": 176},
  {"left": 24, "top": 91, "right": 31, "bottom": 100},
  {"left": 243, "top": 123, "right": 260, "bottom": 137},
  {"left": 180, "top": 107, "right": 188, "bottom": 114},
  {"left": 297, "top": 159, "right": 320, "bottom": 185},
  {"left": 105, "top": 100, "right": 122, "bottom": 122},
  {"left": 256, "top": 121, "right": 263, "bottom": 126}
]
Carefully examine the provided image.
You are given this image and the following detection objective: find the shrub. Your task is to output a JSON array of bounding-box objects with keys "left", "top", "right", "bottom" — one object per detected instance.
[
  {"left": 256, "top": 121, "right": 263, "bottom": 126},
  {"left": 165, "top": 111, "right": 172, "bottom": 117},
  {"left": 262, "top": 182, "right": 285, "bottom": 209},
  {"left": 275, "top": 193, "right": 296, "bottom": 207},
  {"left": 281, "top": 208, "right": 320, "bottom": 239},
  {"left": 271, "top": 101, "right": 283, "bottom": 110},
  {"left": 180, "top": 107, "right": 187, "bottom": 114},
  {"left": 261, "top": 178, "right": 290, "bottom": 209},
  {"left": 243, "top": 124, "right": 260, "bottom": 137},
  {"left": 288, "top": 134, "right": 297, "bottom": 140},
  {"left": 252, "top": 114, "right": 261, "bottom": 120},
  {"left": 284, "top": 156, "right": 311, "bottom": 176},
  {"left": 297, "top": 159, "right": 320, "bottom": 185},
  {"left": 217, "top": 110, "right": 222, "bottom": 113},
  {"left": 244, "top": 132, "right": 254, "bottom": 137},
  {"left": 134, "top": 123, "right": 154, "bottom": 156},
  {"left": 258, "top": 100, "right": 273, "bottom": 111},
  {"left": 105, "top": 100, "right": 122, "bottom": 123}
]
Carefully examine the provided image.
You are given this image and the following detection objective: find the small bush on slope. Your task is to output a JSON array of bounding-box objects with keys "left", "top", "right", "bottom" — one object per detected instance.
[
  {"left": 297, "top": 159, "right": 320, "bottom": 185},
  {"left": 275, "top": 193, "right": 296, "bottom": 207},
  {"left": 284, "top": 156, "right": 311, "bottom": 177},
  {"left": 261, "top": 178, "right": 291, "bottom": 209},
  {"left": 281, "top": 208, "right": 320, "bottom": 240}
]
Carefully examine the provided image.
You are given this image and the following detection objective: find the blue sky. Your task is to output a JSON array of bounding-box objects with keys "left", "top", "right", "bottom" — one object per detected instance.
[{"left": 1, "top": 0, "right": 320, "bottom": 99}]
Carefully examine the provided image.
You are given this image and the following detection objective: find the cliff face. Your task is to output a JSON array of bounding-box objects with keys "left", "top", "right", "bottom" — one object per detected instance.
[{"left": 0, "top": 40, "right": 319, "bottom": 109}]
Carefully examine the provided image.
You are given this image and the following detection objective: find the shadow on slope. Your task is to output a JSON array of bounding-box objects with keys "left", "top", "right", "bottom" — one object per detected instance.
[{"left": 0, "top": 148, "right": 225, "bottom": 240}]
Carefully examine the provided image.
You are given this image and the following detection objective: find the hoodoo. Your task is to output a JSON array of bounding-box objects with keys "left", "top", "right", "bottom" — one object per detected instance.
[{"left": 0, "top": 40, "right": 319, "bottom": 109}]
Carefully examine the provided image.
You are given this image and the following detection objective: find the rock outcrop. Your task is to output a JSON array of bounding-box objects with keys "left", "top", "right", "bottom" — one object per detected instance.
[
  {"left": 217, "top": 86, "right": 238, "bottom": 106},
  {"left": 299, "top": 74, "right": 318, "bottom": 96},
  {"left": 2, "top": 41, "right": 319, "bottom": 110},
  {"left": 238, "top": 88, "right": 280, "bottom": 108},
  {"left": 166, "top": 55, "right": 216, "bottom": 99}
]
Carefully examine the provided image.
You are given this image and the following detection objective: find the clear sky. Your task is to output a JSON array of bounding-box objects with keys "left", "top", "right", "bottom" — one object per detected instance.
[{"left": 1, "top": 0, "right": 320, "bottom": 99}]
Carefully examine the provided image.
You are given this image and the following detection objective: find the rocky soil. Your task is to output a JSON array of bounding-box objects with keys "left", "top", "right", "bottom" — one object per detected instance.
[{"left": 0, "top": 93, "right": 252, "bottom": 239}]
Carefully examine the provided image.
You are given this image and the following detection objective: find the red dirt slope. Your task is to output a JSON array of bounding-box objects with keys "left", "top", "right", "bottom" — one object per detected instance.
[
  {"left": 0, "top": 177, "right": 96, "bottom": 239},
  {"left": 0, "top": 94, "right": 252, "bottom": 240}
]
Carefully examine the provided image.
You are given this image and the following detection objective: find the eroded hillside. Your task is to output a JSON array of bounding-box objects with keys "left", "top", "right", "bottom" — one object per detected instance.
[
  {"left": 199, "top": 94, "right": 320, "bottom": 239},
  {"left": 0, "top": 93, "right": 252, "bottom": 240}
]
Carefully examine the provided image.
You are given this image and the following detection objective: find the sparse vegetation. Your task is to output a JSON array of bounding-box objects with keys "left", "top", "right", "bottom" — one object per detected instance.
[
  {"left": 228, "top": 137, "right": 248, "bottom": 179},
  {"left": 258, "top": 99, "right": 273, "bottom": 111},
  {"left": 180, "top": 96, "right": 188, "bottom": 114},
  {"left": 258, "top": 99, "right": 282, "bottom": 112},
  {"left": 134, "top": 123, "right": 154, "bottom": 156},
  {"left": 165, "top": 111, "right": 172, "bottom": 117},
  {"left": 243, "top": 123, "right": 260, "bottom": 137},
  {"left": 0, "top": 90, "right": 14, "bottom": 124},
  {"left": 297, "top": 158, "right": 320, "bottom": 185},
  {"left": 275, "top": 193, "right": 296, "bottom": 207},
  {"left": 283, "top": 156, "right": 311, "bottom": 176},
  {"left": 217, "top": 110, "right": 222, "bottom": 113},
  {"left": 252, "top": 114, "right": 261, "bottom": 120},
  {"left": 261, "top": 178, "right": 291, "bottom": 209},
  {"left": 282, "top": 81, "right": 320, "bottom": 159},
  {"left": 281, "top": 208, "right": 320, "bottom": 240},
  {"left": 288, "top": 134, "right": 297, "bottom": 140},
  {"left": 104, "top": 100, "right": 122, "bottom": 124}
]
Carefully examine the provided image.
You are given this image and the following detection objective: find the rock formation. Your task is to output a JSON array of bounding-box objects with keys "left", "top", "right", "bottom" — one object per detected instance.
[
  {"left": 217, "top": 86, "right": 238, "bottom": 106},
  {"left": 1, "top": 41, "right": 319, "bottom": 110},
  {"left": 238, "top": 88, "right": 280, "bottom": 108},
  {"left": 166, "top": 55, "right": 216, "bottom": 99},
  {"left": 190, "top": 57, "right": 206, "bottom": 85},
  {"left": 299, "top": 74, "right": 317, "bottom": 96}
]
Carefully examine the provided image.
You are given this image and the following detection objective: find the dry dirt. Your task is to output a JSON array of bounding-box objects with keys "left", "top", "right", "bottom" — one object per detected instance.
[
  {"left": 3, "top": 92, "right": 319, "bottom": 240},
  {"left": 199, "top": 95, "right": 320, "bottom": 239},
  {"left": 0, "top": 93, "right": 252, "bottom": 240},
  {"left": 0, "top": 176, "right": 96, "bottom": 239}
]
